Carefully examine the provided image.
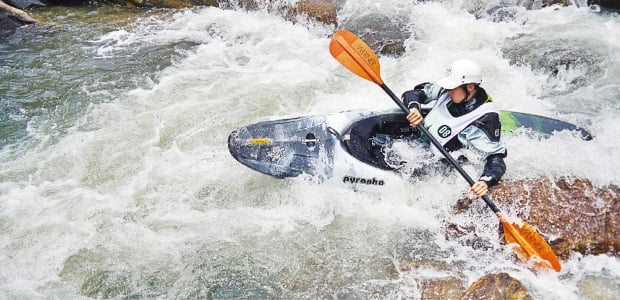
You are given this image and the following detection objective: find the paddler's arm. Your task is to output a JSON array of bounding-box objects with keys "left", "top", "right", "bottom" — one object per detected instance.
[
  {"left": 480, "top": 154, "right": 506, "bottom": 187},
  {"left": 406, "top": 109, "right": 423, "bottom": 127},
  {"left": 460, "top": 115, "right": 507, "bottom": 196},
  {"left": 469, "top": 154, "right": 506, "bottom": 196},
  {"left": 403, "top": 82, "right": 443, "bottom": 128},
  {"left": 401, "top": 82, "right": 443, "bottom": 114},
  {"left": 469, "top": 181, "right": 490, "bottom": 198}
]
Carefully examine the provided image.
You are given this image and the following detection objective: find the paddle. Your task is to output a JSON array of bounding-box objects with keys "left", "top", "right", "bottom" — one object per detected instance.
[{"left": 329, "top": 29, "right": 561, "bottom": 272}]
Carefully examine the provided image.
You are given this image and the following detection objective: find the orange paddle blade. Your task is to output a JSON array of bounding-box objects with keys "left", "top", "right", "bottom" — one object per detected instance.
[
  {"left": 499, "top": 214, "right": 561, "bottom": 272},
  {"left": 329, "top": 29, "right": 383, "bottom": 85}
]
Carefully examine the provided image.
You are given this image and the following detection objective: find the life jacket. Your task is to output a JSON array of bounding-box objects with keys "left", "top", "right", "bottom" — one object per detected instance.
[{"left": 423, "top": 93, "right": 499, "bottom": 155}]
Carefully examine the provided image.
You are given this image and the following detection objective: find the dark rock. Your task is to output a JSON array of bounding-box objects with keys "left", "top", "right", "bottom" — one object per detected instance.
[
  {"left": 461, "top": 273, "right": 532, "bottom": 300},
  {"left": 512, "top": 0, "right": 572, "bottom": 10},
  {"left": 468, "top": 0, "right": 573, "bottom": 20},
  {"left": 289, "top": 0, "right": 336, "bottom": 25},
  {"left": 449, "top": 177, "right": 619, "bottom": 260},
  {"left": 0, "top": 14, "right": 26, "bottom": 37},
  {"left": 491, "top": 177, "right": 619, "bottom": 260},
  {"left": 105, "top": 0, "right": 218, "bottom": 8},
  {"left": 577, "top": 275, "right": 620, "bottom": 299},
  {"left": 341, "top": 13, "right": 410, "bottom": 57},
  {"left": 395, "top": 265, "right": 534, "bottom": 299},
  {"left": 588, "top": 0, "right": 620, "bottom": 12},
  {"left": 5, "top": 0, "right": 44, "bottom": 9},
  {"left": 217, "top": 0, "right": 337, "bottom": 25},
  {"left": 217, "top": 0, "right": 259, "bottom": 10},
  {"left": 542, "top": 0, "right": 573, "bottom": 7},
  {"left": 502, "top": 35, "right": 606, "bottom": 96},
  {"left": 420, "top": 277, "right": 467, "bottom": 300},
  {"left": 44, "top": 0, "right": 93, "bottom": 5},
  {"left": 1, "top": 0, "right": 38, "bottom": 39},
  {"left": 485, "top": 4, "right": 522, "bottom": 23}
]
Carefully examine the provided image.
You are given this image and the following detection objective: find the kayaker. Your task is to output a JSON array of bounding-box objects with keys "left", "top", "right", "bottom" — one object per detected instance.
[{"left": 404, "top": 58, "right": 507, "bottom": 197}]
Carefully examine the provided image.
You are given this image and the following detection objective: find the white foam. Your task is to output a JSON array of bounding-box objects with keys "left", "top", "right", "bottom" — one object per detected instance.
[{"left": 1, "top": 2, "right": 619, "bottom": 298}]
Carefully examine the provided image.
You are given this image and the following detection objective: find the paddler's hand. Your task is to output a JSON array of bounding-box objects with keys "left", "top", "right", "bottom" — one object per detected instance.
[
  {"left": 469, "top": 181, "right": 489, "bottom": 197},
  {"left": 406, "top": 108, "right": 423, "bottom": 128}
]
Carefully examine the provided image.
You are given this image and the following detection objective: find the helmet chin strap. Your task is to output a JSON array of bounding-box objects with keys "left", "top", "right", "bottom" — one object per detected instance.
[
  {"left": 461, "top": 83, "right": 479, "bottom": 101},
  {"left": 461, "top": 84, "right": 471, "bottom": 101}
]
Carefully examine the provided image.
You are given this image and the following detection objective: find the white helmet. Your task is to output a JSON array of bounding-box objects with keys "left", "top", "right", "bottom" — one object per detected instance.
[{"left": 436, "top": 59, "right": 482, "bottom": 89}]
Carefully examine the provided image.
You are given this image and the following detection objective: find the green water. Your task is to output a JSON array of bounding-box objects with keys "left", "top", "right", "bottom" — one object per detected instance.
[{"left": 1, "top": 5, "right": 191, "bottom": 148}]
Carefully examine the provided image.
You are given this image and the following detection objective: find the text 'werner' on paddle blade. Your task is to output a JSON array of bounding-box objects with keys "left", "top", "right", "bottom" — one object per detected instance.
[{"left": 329, "top": 29, "right": 382, "bottom": 84}]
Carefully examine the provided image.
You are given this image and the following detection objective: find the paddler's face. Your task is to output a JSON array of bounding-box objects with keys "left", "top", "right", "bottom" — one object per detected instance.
[{"left": 447, "top": 84, "right": 475, "bottom": 103}]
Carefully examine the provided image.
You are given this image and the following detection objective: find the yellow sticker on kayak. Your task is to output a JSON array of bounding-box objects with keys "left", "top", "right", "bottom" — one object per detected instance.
[{"left": 249, "top": 138, "right": 270, "bottom": 145}]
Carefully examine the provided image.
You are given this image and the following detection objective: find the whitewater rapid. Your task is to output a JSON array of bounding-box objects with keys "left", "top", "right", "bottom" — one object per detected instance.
[{"left": 1, "top": 1, "right": 619, "bottom": 299}]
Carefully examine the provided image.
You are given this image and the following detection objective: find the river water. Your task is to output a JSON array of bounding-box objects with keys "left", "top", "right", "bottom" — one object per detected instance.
[{"left": 1, "top": 1, "right": 619, "bottom": 299}]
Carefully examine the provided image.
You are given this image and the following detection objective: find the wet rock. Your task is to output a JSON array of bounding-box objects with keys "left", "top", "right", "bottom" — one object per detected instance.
[
  {"left": 484, "top": 4, "right": 522, "bottom": 23},
  {"left": 394, "top": 259, "right": 467, "bottom": 300},
  {"left": 0, "top": 15, "right": 22, "bottom": 38},
  {"left": 545, "top": 0, "right": 573, "bottom": 6},
  {"left": 461, "top": 273, "right": 532, "bottom": 300},
  {"left": 444, "top": 222, "right": 497, "bottom": 251},
  {"left": 420, "top": 277, "right": 467, "bottom": 300},
  {"left": 230, "top": 1, "right": 410, "bottom": 56},
  {"left": 218, "top": 0, "right": 336, "bottom": 25},
  {"left": 577, "top": 275, "right": 620, "bottom": 299},
  {"left": 510, "top": 0, "right": 572, "bottom": 10},
  {"left": 4, "top": 0, "right": 44, "bottom": 9},
  {"left": 588, "top": 0, "right": 620, "bottom": 12},
  {"left": 502, "top": 36, "right": 606, "bottom": 96},
  {"left": 396, "top": 265, "right": 534, "bottom": 299},
  {"left": 340, "top": 13, "right": 409, "bottom": 56},
  {"left": 395, "top": 262, "right": 535, "bottom": 299},
  {"left": 469, "top": 0, "right": 573, "bottom": 20},
  {"left": 289, "top": 0, "right": 337, "bottom": 25},
  {"left": 1, "top": 0, "right": 39, "bottom": 38},
  {"left": 450, "top": 177, "right": 619, "bottom": 260},
  {"left": 490, "top": 177, "right": 619, "bottom": 260},
  {"left": 43, "top": 0, "right": 93, "bottom": 5},
  {"left": 106, "top": 0, "right": 217, "bottom": 9}
]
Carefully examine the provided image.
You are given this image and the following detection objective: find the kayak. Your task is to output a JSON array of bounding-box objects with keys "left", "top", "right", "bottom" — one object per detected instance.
[{"left": 228, "top": 109, "right": 592, "bottom": 187}]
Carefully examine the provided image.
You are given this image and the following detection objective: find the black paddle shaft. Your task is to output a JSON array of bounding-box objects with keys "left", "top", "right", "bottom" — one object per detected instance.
[{"left": 379, "top": 83, "right": 501, "bottom": 213}]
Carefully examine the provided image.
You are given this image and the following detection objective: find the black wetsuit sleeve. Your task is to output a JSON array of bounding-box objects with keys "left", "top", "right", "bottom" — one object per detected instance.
[
  {"left": 480, "top": 153, "right": 506, "bottom": 187},
  {"left": 472, "top": 112, "right": 506, "bottom": 187},
  {"left": 401, "top": 82, "right": 431, "bottom": 110},
  {"left": 402, "top": 90, "right": 427, "bottom": 109}
]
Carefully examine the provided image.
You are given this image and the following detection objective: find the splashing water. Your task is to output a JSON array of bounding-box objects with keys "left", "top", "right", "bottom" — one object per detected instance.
[{"left": 1, "top": 1, "right": 619, "bottom": 299}]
